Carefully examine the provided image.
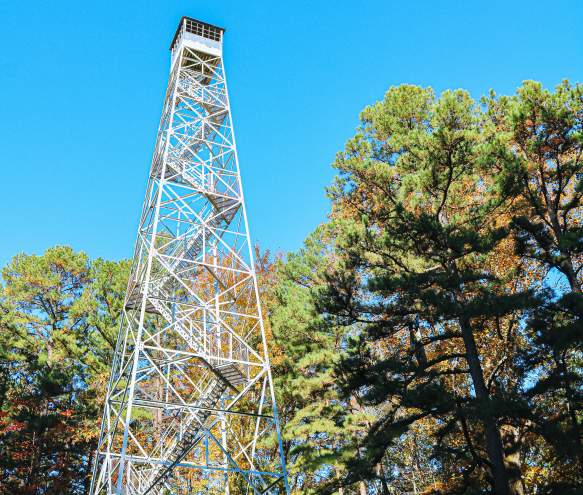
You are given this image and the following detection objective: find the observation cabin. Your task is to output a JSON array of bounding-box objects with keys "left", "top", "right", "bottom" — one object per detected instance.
[{"left": 170, "top": 17, "right": 225, "bottom": 68}]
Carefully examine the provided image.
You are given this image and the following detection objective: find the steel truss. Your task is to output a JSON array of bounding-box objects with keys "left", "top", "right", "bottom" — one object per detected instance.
[{"left": 90, "top": 17, "right": 290, "bottom": 495}]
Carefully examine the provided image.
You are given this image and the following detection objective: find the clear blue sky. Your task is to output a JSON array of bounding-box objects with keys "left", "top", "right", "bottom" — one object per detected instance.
[{"left": 0, "top": 1, "right": 581, "bottom": 267}]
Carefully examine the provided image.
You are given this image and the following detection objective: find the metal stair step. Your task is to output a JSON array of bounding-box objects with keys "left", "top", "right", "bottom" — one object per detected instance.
[{"left": 216, "top": 363, "right": 246, "bottom": 387}]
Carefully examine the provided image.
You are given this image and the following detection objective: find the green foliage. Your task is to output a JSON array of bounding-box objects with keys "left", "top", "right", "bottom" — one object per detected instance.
[
  {"left": 269, "top": 227, "right": 360, "bottom": 491},
  {"left": 324, "top": 84, "right": 529, "bottom": 494},
  {"left": 271, "top": 81, "right": 583, "bottom": 495},
  {"left": 0, "top": 79, "right": 581, "bottom": 495},
  {"left": 0, "top": 246, "right": 129, "bottom": 494}
]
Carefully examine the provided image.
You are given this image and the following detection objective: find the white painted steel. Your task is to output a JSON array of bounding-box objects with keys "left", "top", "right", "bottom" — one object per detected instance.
[{"left": 89, "top": 18, "right": 290, "bottom": 495}]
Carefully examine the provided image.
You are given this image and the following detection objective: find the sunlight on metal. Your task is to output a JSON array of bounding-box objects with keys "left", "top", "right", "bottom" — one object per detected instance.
[{"left": 89, "top": 17, "right": 290, "bottom": 495}]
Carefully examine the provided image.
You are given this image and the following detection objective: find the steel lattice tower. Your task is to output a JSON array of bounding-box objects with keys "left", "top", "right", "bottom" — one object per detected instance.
[{"left": 90, "top": 17, "right": 290, "bottom": 495}]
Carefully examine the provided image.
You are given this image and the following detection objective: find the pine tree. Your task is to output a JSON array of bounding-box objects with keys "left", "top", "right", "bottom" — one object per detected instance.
[
  {"left": 316, "top": 85, "right": 539, "bottom": 494},
  {"left": 491, "top": 81, "right": 583, "bottom": 491},
  {"left": 267, "top": 227, "right": 381, "bottom": 494},
  {"left": 0, "top": 246, "right": 129, "bottom": 494}
]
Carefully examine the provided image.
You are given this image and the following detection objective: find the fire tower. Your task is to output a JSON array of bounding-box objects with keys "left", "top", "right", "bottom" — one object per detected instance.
[{"left": 90, "top": 17, "right": 290, "bottom": 495}]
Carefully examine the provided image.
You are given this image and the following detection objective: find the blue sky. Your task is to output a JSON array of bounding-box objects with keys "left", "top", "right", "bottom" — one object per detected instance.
[{"left": 0, "top": 1, "right": 581, "bottom": 267}]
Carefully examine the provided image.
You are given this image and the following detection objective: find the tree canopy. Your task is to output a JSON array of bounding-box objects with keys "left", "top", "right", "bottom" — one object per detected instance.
[
  {"left": 0, "top": 247, "right": 129, "bottom": 494},
  {"left": 0, "top": 80, "right": 581, "bottom": 495},
  {"left": 270, "top": 80, "right": 582, "bottom": 495}
]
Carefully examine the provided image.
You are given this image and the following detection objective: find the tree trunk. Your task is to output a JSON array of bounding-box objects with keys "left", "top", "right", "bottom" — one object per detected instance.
[
  {"left": 545, "top": 198, "right": 583, "bottom": 471},
  {"left": 375, "top": 463, "right": 390, "bottom": 494},
  {"left": 558, "top": 254, "right": 583, "bottom": 471},
  {"left": 501, "top": 424, "right": 525, "bottom": 495},
  {"left": 336, "top": 469, "right": 344, "bottom": 495},
  {"left": 459, "top": 317, "right": 510, "bottom": 495},
  {"left": 86, "top": 449, "right": 96, "bottom": 494},
  {"left": 561, "top": 258, "right": 581, "bottom": 293},
  {"left": 547, "top": 205, "right": 583, "bottom": 471},
  {"left": 359, "top": 481, "right": 367, "bottom": 495},
  {"left": 558, "top": 354, "right": 583, "bottom": 474},
  {"left": 545, "top": 198, "right": 581, "bottom": 294}
]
